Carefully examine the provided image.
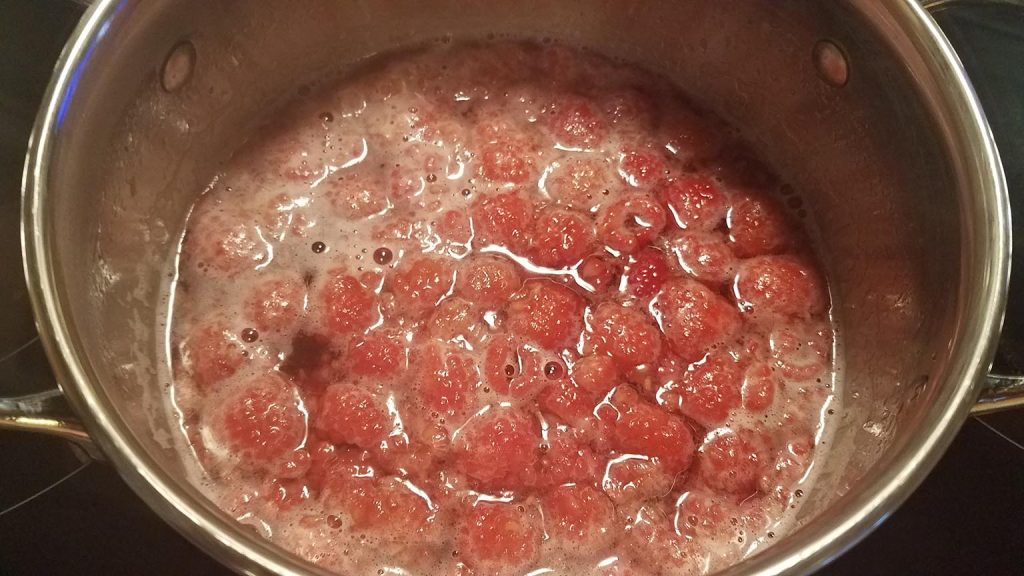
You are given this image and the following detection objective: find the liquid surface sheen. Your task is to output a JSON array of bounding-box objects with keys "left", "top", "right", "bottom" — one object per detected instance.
[{"left": 165, "top": 40, "right": 839, "bottom": 576}]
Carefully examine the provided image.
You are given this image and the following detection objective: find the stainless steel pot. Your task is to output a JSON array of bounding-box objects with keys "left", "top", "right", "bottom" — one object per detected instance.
[{"left": 4, "top": 1, "right": 1024, "bottom": 574}]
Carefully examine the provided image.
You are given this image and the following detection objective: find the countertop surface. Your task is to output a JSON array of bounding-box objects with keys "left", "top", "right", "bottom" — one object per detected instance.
[{"left": 1, "top": 2, "right": 1021, "bottom": 574}]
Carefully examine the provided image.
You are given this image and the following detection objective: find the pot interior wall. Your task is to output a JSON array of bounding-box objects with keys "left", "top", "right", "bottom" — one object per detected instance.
[{"left": 44, "top": 0, "right": 962, "bottom": 570}]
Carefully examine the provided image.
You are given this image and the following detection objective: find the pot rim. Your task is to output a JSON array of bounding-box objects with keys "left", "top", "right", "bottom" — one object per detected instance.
[{"left": 21, "top": 1, "right": 1010, "bottom": 575}]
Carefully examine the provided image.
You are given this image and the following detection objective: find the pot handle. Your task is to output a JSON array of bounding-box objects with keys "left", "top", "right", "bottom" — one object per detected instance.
[
  {"left": 925, "top": 0, "right": 1024, "bottom": 414},
  {"left": 0, "top": 388, "right": 92, "bottom": 443}
]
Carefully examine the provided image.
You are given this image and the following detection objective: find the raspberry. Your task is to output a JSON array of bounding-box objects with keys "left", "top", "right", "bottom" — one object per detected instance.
[
  {"left": 742, "top": 361, "right": 779, "bottom": 412},
  {"left": 549, "top": 95, "right": 606, "bottom": 149},
  {"left": 538, "top": 428, "right": 601, "bottom": 486},
  {"left": 529, "top": 208, "right": 595, "bottom": 268},
  {"left": 428, "top": 297, "right": 482, "bottom": 343},
  {"left": 457, "top": 501, "right": 541, "bottom": 571},
  {"left": 416, "top": 344, "right": 478, "bottom": 414},
  {"left": 348, "top": 330, "right": 405, "bottom": 376},
  {"left": 458, "top": 255, "right": 522, "bottom": 308},
  {"left": 601, "top": 387, "right": 695, "bottom": 474},
  {"left": 668, "top": 231, "right": 738, "bottom": 288},
  {"left": 315, "top": 384, "right": 391, "bottom": 449},
  {"left": 666, "top": 351, "right": 744, "bottom": 427},
  {"left": 213, "top": 376, "right": 305, "bottom": 470},
  {"left": 321, "top": 462, "right": 432, "bottom": 532},
  {"left": 180, "top": 321, "right": 245, "bottom": 391},
  {"left": 657, "top": 175, "right": 728, "bottom": 232},
  {"left": 436, "top": 209, "right": 473, "bottom": 245},
  {"left": 727, "top": 190, "right": 795, "bottom": 257},
  {"left": 601, "top": 456, "right": 676, "bottom": 504},
  {"left": 507, "top": 280, "right": 585, "bottom": 350},
  {"left": 542, "top": 484, "right": 614, "bottom": 544},
  {"left": 544, "top": 156, "right": 614, "bottom": 210},
  {"left": 602, "top": 88, "right": 657, "bottom": 129},
  {"left": 453, "top": 409, "right": 541, "bottom": 489},
  {"left": 734, "top": 255, "right": 826, "bottom": 320},
  {"left": 324, "top": 173, "right": 389, "bottom": 219},
  {"left": 538, "top": 380, "right": 595, "bottom": 425},
  {"left": 479, "top": 135, "right": 534, "bottom": 184},
  {"left": 245, "top": 276, "right": 306, "bottom": 333},
  {"left": 183, "top": 208, "right": 268, "bottom": 277},
  {"left": 471, "top": 190, "right": 535, "bottom": 252},
  {"left": 577, "top": 255, "right": 619, "bottom": 293},
  {"left": 655, "top": 278, "right": 742, "bottom": 362},
  {"left": 597, "top": 193, "right": 667, "bottom": 255},
  {"left": 618, "top": 145, "right": 666, "bottom": 188},
  {"left": 318, "top": 269, "right": 377, "bottom": 334},
  {"left": 390, "top": 256, "right": 456, "bottom": 319},
  {"left": 673, "top": 489, "right": 733, "bottom": 539},
  {"left": 588, "top": 303, "right": 663, "bottom": 367},
  {"left": 482, "top": 336, "right": 549, "bottom": 399},
  {"left": 697, "top": 427, "right": 771, "bottom": 496},
  {"left": 767, "top": 322, "right": 832, "bottom": 381},
  {"left": 624, "top": 248, "right": 670, "bottom": 299},
  {"left": 571, "top": 355, "right": 621, "bottom": 396}
]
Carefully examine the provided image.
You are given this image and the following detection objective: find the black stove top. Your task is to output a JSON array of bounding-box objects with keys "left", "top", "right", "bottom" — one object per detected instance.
[{"left": 1, "top": 2, "right": 1021, "bottom": 574}]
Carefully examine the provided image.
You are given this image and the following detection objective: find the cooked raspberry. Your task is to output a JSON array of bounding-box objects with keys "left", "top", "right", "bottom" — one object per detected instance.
[
  {"left": 539, "top": 428, "right": 601, "bottom": 486},
  {"left": 457, "top": 501, "right": 541, "bottom": 571},
  {"left": 181, "top": 321, "right": 245, "bottom": 391},
  {"left": 322, "top": 462, "right": 432, "bottom": 532},
  {"left": 348, "top": 330, "right": 405, "bottom": 376},
  {"left": 482, "top": 336, "right": 549, "bottom": 399},
  {"left": 727, "top": 190, "right": 795, "bottom": 257},
  {"left": 507, "top": 280, "right": 585, "bottom": 350},
  {"left": 538, "top": 380, "right": 595, "bottom": 425},
  {"left": 602, "top": 88, "right": 657, "bottom": 129},
  {"left": 577, "top": 255, "right": 619, "bottom": 293},
  {"left": 767, "top": 322, "right": 832, "bottom": 381},
  {"left": 618, "top": 145, "right": 666, "bottom": 188},
  {"left": 742, "top": 361, "right": 779, "bottom": 412},
  {"left": 542, "top": 484, "right": 614, "bottom": 544},
  {"left": 673, "top": 489, "right": 734, "bottom": 539},
  {"left": 668, "top": 231, "right": 738, "bottom": 287},
  {"left": 597, "top": 193, "right": 667, "bottom": 255},
  {"left": 601, "top": 456, "right": 676, "bottom": 504},
  {"left": 588, "top": 303, "right": 663, "bottom": 367},
  {"left": 759, "top": 437, "right": 814, "bottom": 494},
  {"left": 655, "top": 278, "right": 742, "bottom": 362},
  {"left": 529, "top": 208, "right": 595, "bottom": 268},
  {"left": 549, "top": 95, "right": 606, "bottom": 149},
  {"left": 471, "top": 190, "right": 535, "bottom": 252},
  {"left": 324, "top": 173, "right": 389, "bottom": 219},
  {"left": 318, "top": 268, "right": 376, "bottom": 334},
  {"left": 600, "top": 387, "right": 695, "bottom": 474},
  {"left": 665, "top": 351, "right": 744, "bottom": 427},
  {"left": 315, "top": 383, "right": 391, "bottom": 449},
  {"left": 698, "top": 427, "right": 771, "bottom": 496},
  {"left": 436, "top": 209, "right": 473, "bottom": 245},
  {"left": 734, "top": 255, "right": 826, "bottom": 320},
  {"left": 245, "top": 276, "right": 306, "bottom": 333},
  {"left": 453, "top": 409, "right": 541, "bottom": 489},
  {"left": 479, "top": 135, "right": 534, "bottom": 184},
  {"left": 544, "top": 156, "right": 615, "bottom": 210},
  {"left": 624, "top": 248, "right": 670, "bottom": 299},
  {"left": 429, "top": 297, "right": 481, "bottom": 343},
  {"left": 183, "top": 208, "right": 268, "bottom": 277},
  {"left": 390, "top": 256, "right": 456, "bottom": 319},
  {"left": 458, "top": 255, "right": 522, "bottom": 308},
  {"left": 214, "top": 376, "right": 305, "bottom": 470},
  {"left": 416, "top": 344, "right": 478, "bottom": 414},
  {"left": 571, "top": 355, "right": 622, "bottom": 396},
  {"left": 657, "top": 175, "right": 728, "bottom": 232}
]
